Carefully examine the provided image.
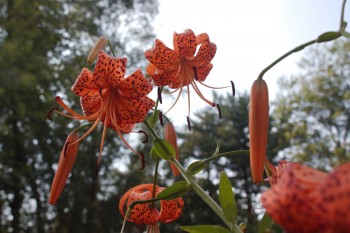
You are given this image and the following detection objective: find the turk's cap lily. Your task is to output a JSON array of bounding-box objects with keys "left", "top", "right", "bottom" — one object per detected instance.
[
  {"left": 49, "top": 132, "right": 79, "bottom": 205},
  {"left": 119, "top": 184, "right": 184, "bottom": 225},
  {"left": 164, "top": 122, "right": 180, "bottom": 176},
  {"left": 261, "top": 160, "right": 350, "bottom": 233}
]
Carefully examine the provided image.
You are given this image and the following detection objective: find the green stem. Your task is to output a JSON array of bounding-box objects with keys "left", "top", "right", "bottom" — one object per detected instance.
[
  {"left": 108, "top": 40, "right": 116, "bottom": 57},
  {"left": 340, "top": 0, "right": 347, "bottom": 30},
  {"left": 152, "top": 158, "right": 160, "bottom": 199},
  {"left": 169, "top": 157, "right": 234, "bottom": 230},
  {"left": 257, "top": 39, "right": 317, "bottom": 80},
  {"left": 143, "top": 120, "right": 240, "bottom": 231}
]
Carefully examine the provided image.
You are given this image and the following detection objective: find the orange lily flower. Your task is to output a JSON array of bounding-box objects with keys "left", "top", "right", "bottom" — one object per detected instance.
[
  {"left": 49, "top": 132, "right": 79, "bottom": 205},
  {"left": 145, "top": 29, "right": 218, "bottom": 121},
  {"left": 119, "top": 184, "right": 184, "bottom": 233},
  {"left": 53, "top": 50, "right": 155, "bottom": 166},
  {"left": 261, "top": 160, "right": 350, "bottom": 233},
  {"left": 249, "top": 79, "right": 269, "bottom": 183},
  {"left": 164, "top": 122, "right": 180, "bottom": 176}
]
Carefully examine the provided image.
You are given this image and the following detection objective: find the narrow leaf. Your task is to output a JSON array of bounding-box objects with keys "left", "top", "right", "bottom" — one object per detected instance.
[
  {"left": 258, "top": 212, "right": 273, "bottom": 233},
  {"left": 148, "top": 110, "right": 160, "bottom": 128},
  {"left": 181, "top": 225, "right": 232, "bottom": 233},
  {"left": 187, "top": 160, "right": 207, "bottom": 175},
  {"left": 157, "top": 181, "right": 189, "bottom": 200},
  {"left": 219, "top": 171, "right": 237, "bottom": 225},
  {"left": 153, "top": 138, "right": 176, "bottom": 160}
]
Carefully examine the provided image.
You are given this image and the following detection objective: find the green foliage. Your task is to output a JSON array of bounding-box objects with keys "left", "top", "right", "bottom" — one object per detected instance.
[
  {"left": 258, "top": 212, "right": 273, "bottom": 233},
  {"left": 157, "top": 181, "right": 189, "bottom": 200},
  {"left": 219, "top": 171, "right": 237, "bottom": 226},
  {"left": 273, "top": 39, "right": 350, "bottom": 169},
  {"left": 153, "top": 138, "right": 176, "bottom": 160},
  {"left": 0, "top": 0, "right": 158, "bottom": 232}
]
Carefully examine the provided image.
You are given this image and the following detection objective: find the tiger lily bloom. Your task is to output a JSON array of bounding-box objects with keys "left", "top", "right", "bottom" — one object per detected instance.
[
  {"left": 164, "top": 122, "right": 180, "bottom": 176},
  {"left": 261, "top": 160, "right": 350, "bottom": 233},
  {"left": 49, "top": 132, "right": 79, "bottom": 205},
  {"left": 249, "top": 79, "right": 269, "bottom": 183},
  {"left": 52, "top": 50, "right": 155, "bottom": 167},
  {"left": 145, "top": 29, "right": 220, "bottom": 123},
  {"left": 119, "top": 184, "right": 184, "bottom": 233}
]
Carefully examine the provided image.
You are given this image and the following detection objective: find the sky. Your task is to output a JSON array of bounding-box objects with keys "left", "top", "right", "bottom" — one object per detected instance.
[{"left": 150, "top": 0, "right": 348, "bottom": 123}]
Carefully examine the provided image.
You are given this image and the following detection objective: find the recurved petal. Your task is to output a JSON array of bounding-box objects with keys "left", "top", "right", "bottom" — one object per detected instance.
[
  {"left": 119, "top": 69, "right": 153, "bottom": 99},
  {"left": 90, "top": 51, "right": 110, "bottom": 88},
  {"left": 173, "top": 29, "right": 197, "bottom": 57},
  {"left": 151, "top": 70, "right": 179, "bottom": 87},
  {"left": 261, "top": 166, "right": 324, "bottom": 233},
  {"left": 106, "top": 56, "right": 127, "bottom": 88},
  {"left": 145, "top": 39, "right": 180, "bottom": 71},
  {"left": 191, "top": 41, "right": 217, "bottom": 67},
  {"left": 80, "top": 92, "right": 102, "bottom": 116},
  {"left": 316, "top": 162, "right": 350, "bottom": 231},
  {"left": 71, "top": 68, "right": 100, "bottom": 97},
  {"left": 49, "top": 132, "right": 79, "bottom": 205},
  {"left": 194, "top": 63, "right": 213, "bottom": 82},
  {"left": 110, "top": 97, "right": 154, "bottom": 125},
  {"left": 158, "top": 197, "right": 184, "bottom": 223}
]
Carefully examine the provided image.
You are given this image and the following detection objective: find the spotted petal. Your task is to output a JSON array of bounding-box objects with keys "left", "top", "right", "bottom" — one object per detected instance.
[
  {"left": 145, "top": 39, "right": 180, "bottom": 71},
  {"left": 173, "top": 29, "right": 197, "bottom": 57},
  {"left": 119, "top": 69, "right": 153, "bottom": 100}
]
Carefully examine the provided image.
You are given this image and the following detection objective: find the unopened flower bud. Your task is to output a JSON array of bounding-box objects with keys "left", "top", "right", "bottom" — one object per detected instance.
[
  {"left": 164, "top": 122, "right": 180, "bottom": 176},
  {"left": 49, "top": 132, "right": 79, "bottom": 205},
  {"left": 249, "top": 79, "right": 269, "bottom": 183},
  {"left": 87, "top": 36, "right": 108, "bottom": 64}
]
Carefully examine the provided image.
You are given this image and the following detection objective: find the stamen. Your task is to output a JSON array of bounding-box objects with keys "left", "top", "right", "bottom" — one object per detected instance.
[
  {"left": 47, "top": 107, "right": 59, "bottom": 121},
  {"left": 216, "top": 104, "right": 222, "bottom": 119},
  {"left": 140, "top": 152, "right": 145, "bottom": 170},
  {"left": 63, "top": 142, "right": 70, "bottom": 158},
  {"left": 231, "top": 81, "right": 235, "bottom": 97},
  {"left": 187, "top": 116, "right": 192, "bottom": 131},
  {"left": 157, "top": 87, "right": 162, "bottom": 104},
  {"left": 159, "top": 111, "right": 164, "bottom": 127},
  {"left": 138, "top": 130, "right": 148, "bottom": 143},
  {"left": 99, "top": 88, "right": 103, "bottom": 97},
  {"left": 164, "top": 88, "right": 182, "bottom": 114},
  {"left": 191, "top": 82, "right": 215, "bottom": 107},
  {"left": 193, "top": 66, "right": 198, "bottom": 80}
]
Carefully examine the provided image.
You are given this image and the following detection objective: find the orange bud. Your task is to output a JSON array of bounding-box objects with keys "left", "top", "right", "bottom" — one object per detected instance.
[
  {"left": 249, "top": 79, "right": 269, "bottom": 183},
  {"left": 87, "top": 36, "right": 108, "bottom": 64},
  {"left": 49, "top": 132, "right": 79, "bottom": 205},
  {"left": 164, "top": 122, "right": 180, "bottom": 176}
]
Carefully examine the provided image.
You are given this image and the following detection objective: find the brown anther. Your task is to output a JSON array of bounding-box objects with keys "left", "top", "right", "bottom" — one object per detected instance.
[
  {"left": 159, "top": 111, "right": 164, "bottom": 127},
  {"left": 187, "top": 116, "right": 192, "bottom": 131},
  {"left": 99, "top": 88, "right": 103, "bottom": 97},
  {"left": 216, "top": 104, "right": 222, "bottom": 119},
  {"left": 193, "top": 66, "right": 198, "bottom": 80},
  {"left": 138, "top": 130, "right": 148, "bottom": 143},
  {"left": 157, "top": 87, "right": 163, "bottom": 104},
  {"left": 47, "top": 107, "right": 59, "bottom": 121},
  {"left": 231, "top": 81, "right": 235, "bottom": 97},
  {"left": 140, "top": 152, "right": 145, "bottom": 170}
]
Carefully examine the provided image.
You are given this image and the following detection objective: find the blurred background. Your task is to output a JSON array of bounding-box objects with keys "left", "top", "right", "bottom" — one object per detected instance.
[{"left": 0, "top": 0, "right": 349, "bottom": 232}]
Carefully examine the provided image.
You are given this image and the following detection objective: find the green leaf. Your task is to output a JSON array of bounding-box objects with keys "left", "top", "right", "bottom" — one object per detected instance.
[
  {"left": 152, "top": 138, "right": 176, "bottom": 160},
  {"left": 157, "top": 181, "right": 189, "bottom": 200},
  {"left": 258, "top": 212, "right": 273, "bottom": 233},
  {"left": 219, "top": 171, "right": 237, "bottom": 225},
  {"left": 181, "top": 225, "right": 233, "bottom": 233},
  {"left": 149, "top": 146, "right": 158, "bottom": 160},
  {"left": 148, "top": 110, "right": 160, "bottom": 128},
  {"left": 187, "top": 160, "right": 207, "bottom": 175}
]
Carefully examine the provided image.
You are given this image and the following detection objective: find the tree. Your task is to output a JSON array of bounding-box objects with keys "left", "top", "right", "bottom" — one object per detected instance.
[
  {"left": 175, "top": 92, "right": 278, "bottom": 233},
  {"left": 272, "top": 39, "right": 350, "bottom": 169},
  {"left": 0, "top": 0, "right": 158, "bottom": 232}
]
